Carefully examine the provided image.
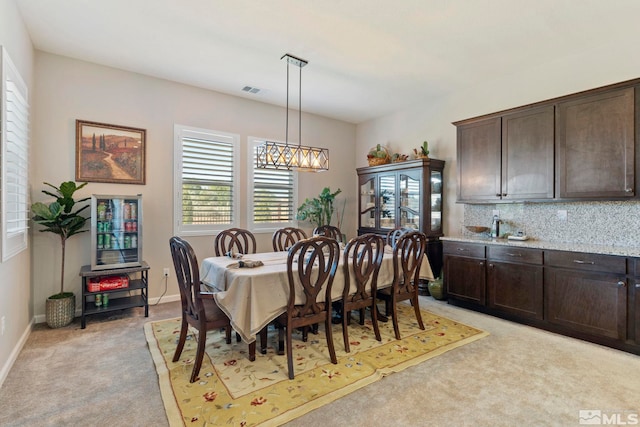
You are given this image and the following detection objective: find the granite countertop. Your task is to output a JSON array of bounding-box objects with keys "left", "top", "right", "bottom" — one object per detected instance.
[{"left": 441, "top": 235, "right": 640, "bottom": 258}]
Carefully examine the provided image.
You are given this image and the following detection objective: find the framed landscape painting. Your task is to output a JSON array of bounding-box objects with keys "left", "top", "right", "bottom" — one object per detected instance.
[{"left": 75, "top": 120, "right": 146, "bottom": 184}]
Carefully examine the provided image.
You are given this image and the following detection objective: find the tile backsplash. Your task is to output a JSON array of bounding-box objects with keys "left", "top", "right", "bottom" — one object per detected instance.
[{"left": 461, "top": 201, "right": 640, "bottom": 247}]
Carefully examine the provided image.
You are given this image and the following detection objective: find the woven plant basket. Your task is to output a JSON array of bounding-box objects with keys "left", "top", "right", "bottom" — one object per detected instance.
[
  {"left": 367, "top": 146, "right": 391, "bottom": 166},
  {"left": 46, "top": 294, "right": 75, "bottom": 328}
]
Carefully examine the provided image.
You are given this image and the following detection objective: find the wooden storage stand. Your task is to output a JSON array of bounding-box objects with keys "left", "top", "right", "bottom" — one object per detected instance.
[{"left": 79, "top": 261, "right": 150, "bottom": 329}]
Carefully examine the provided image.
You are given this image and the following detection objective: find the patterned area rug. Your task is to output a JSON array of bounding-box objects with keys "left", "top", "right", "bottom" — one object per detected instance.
[{"left": 145, "top": 304, "right": 488, "bottom": 427}]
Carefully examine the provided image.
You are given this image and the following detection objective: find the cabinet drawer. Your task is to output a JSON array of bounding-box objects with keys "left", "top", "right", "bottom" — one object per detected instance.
[
  {"left": 488, "top": 245, "right": 542, "bottom": 265},
  {"left": 443, "top": 242, "right": 485, "bottom": 258},
  {"left": 545, "top": 250, "right": 626, "bottom": 274}
]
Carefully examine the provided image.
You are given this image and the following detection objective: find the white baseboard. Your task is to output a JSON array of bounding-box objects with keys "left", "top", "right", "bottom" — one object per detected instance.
[{"left": 0, "top": 318, "right": 33, "bottom": 389}]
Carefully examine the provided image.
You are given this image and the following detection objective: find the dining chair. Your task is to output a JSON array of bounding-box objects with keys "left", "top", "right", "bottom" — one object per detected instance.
[
  {"left": 340, "top": 233, "right": 385, "bottom": 352},
  {"left": 214, "top": 228, "right": 257, "bottom": 256},
  {"left": 170, "top": 236, "right": 233, "bottom": 383},
  {"left": 386, "top": 226, "right": 411, "bottom": 248},
  {"left": 313, "top": 225, "right": 342, "bottom": 241},
  {"left": 376, "top": 230, "right": 426, "bottom": 340},
  {"left": 276, "top": 236, "right": 340, "bottom": 379},
  {"left": 272, "top": 227, "right": 307, "bottom": 251}
]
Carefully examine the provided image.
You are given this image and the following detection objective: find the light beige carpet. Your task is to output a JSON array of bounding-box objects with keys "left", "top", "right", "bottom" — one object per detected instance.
[{"left": 145, "top": 304, "right": 488, "bottom": 426}]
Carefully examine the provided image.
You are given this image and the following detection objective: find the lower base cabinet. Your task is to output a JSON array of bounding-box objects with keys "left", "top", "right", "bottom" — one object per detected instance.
[
  {"left": 444, "top": 241, "right": 639, "bottom": 355},
  {"left": 443, "top": 242, "right": 486, "bottom": 305},
  {"left": 487, "top": 246, "right": 543, "bottom": 320}
]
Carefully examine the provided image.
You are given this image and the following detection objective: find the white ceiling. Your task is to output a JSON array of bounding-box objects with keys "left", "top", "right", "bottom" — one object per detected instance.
[{"left": 15, "top": 0, "right": 640, "bottom": 124}]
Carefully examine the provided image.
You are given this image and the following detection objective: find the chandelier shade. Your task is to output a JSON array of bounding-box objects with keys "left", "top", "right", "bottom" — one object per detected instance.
[{"left": 256, "top": 54, "right": 329, "bottom": 172}]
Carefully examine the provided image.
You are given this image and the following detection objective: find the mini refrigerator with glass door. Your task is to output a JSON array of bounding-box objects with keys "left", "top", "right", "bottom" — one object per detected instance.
[{"left": 91, "top": 194, "right": 142, "bottom": 270}]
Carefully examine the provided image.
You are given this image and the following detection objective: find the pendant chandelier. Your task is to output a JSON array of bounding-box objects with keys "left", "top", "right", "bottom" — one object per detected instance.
[{"left": 256, "top": 54, "right": 329, "bottom": 172}]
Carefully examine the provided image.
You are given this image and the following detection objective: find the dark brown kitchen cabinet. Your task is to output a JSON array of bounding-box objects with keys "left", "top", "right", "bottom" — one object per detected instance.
[
  {"left": 443, "top": 242, "right": 486, "bottom": 305},
  {"left": 501, "top": 106, "right": 554, "bottom": 200},
  {"left": 487, "top": 246, "right": 543, "bottom": 320},
  {"left": 455, "top": 78, "right": 640, "bottom": 204},
  {"left": 455, "top": 106, "right": 554, "bottom": 203},
  {"left": 456, "top": 117, "right": 501, "bottom": 202},
  {"left": 544, "top": 250, "right": 627, "bottom": 341},
  {"left": 556, "top": 87, "right": 635, "bottom": 199},
  {"left": 632, "top": 260, "right": 640, "bottom": 344}
]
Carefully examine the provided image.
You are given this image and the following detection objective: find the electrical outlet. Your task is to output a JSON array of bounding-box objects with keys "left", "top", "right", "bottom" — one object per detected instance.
[
  {"left": 557, "top": 210, "right": 568, "bottom": 221},
  {"left": 163, "top": 268, "right": 170, "bottom": 278},
  {"left": 1, "top": 316, "right": 5, "bottom": 336}
]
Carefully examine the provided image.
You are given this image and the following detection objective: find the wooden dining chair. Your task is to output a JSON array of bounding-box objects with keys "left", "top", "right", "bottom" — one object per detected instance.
[
  {"left": 313, "top": 225, "right": 342, "bottom": 241},
  {"left": 276, "top": 236, "right": 340, "bottom": 379},
  {"left": 170, "top": 236, "right": 233, "bottom": 383},
  {"left": 340, "top": 233, "right": 385, "bottom": 352},
  {"left": 376, "top": 231, "right": 426, "bottom": 340},
  {"left": 386, "top": 226, "right": 411, "bottom": 248},
  {"left": 214, "top": 228, "right": 257, "bottom": 256},
  {"left": 272, "top": 227, "right": 307, "bottom": 251}
]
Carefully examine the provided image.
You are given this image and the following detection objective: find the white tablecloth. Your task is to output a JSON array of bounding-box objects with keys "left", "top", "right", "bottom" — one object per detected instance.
[{"left": 200, "top": 248, "right": 434, "bottom": 343}]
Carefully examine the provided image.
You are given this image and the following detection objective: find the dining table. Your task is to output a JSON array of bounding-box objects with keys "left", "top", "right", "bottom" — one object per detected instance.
[{"left": 200, "top": 246, "right": 435, "bottom": 357}]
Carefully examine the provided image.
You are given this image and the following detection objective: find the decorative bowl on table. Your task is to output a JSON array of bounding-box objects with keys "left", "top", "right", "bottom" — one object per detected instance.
[{"left": 465, "top": 225, "right": 490, "bottom": 234}]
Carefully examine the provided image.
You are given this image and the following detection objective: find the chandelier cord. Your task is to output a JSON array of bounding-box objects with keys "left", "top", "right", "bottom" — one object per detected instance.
[
  {"left": 285, "top": 59, "right": 289, "bottom": 148},
  {"left": 298, "top": 59, "right": 302, "bottom": 149}
]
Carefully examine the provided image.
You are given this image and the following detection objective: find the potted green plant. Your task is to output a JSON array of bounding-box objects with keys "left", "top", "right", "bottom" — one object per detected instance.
[
  {"left": 31, "top": 181, "right": 90, "bottom": 328},
  {"left": 413, "top": 140, "right": 430, "bottom": 159},
  {"left": 296, "top": 187, "right": 342, "bottom": 229}
]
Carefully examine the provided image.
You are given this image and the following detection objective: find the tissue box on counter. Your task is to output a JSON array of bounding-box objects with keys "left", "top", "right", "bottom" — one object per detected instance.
[{"left": 87, "top": 275, "right": 129, "bottom": 292}]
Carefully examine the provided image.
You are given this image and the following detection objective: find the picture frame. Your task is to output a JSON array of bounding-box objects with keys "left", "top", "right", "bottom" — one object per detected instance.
[{"left": 75, "top": 120, "right": 146, "bottom": 185}]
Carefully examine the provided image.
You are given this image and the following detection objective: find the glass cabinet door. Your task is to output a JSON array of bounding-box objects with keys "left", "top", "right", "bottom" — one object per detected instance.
[
  {"left": 359, "top": 177, "right": 376, "bottom": 228},
  {"left": 430, "top": 170, "right": 443, "bottom": 232},
  {"left": 379, "top": 174, "right": 396, "bottom": 229},
  {"left": 399, "top": 173, "right": 420, "bottom": 230}
]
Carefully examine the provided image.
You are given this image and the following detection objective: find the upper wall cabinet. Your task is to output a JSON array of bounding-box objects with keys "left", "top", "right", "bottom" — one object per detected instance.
[
  {"left": 455, "top": 105, "right": 554, "bottom": 203},
  {"left": 455, "top": 78, "right": 639, "bottom": 203},
  {"left": 556, "top": 87, "right": 635, "bottom": 199}
]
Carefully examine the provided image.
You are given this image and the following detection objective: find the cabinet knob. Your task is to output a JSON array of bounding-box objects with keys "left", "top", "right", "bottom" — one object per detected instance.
[
  {"left": 625, "top": 188, "right": 633, "bottom": 193},
  {"left": 617, "top": 281, "right": 626, "bottom": 288},
  {"left": 488, "top": 263, "right": 494, "bottom": 268},
  {"left": 506, "top": 253, "right": 522, "bottom": 257},
  {"left": 495, "top": 193, "right": 501, "bottom": 197},
  {"left": 502, "top": 193, "right": 507, "bottom": 197},
  {"left": 479, "top": 262, "right": 484, "bottom": 267},
  {"left": 635, "top": 283, "right": 640, "bottom": 289},
  {"left": 573, "top": 260, "right": 595, "bottom": 265}
]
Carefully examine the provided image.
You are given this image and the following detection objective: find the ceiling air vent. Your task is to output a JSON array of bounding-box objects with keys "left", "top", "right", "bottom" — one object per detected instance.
[{"left": 242, "top": 86, "right": 261, "bottom": 94}]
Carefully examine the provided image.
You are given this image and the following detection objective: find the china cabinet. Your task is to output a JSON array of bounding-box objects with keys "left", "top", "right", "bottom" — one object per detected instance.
[{"left": 357, "top": 158, "right": 445, "bottom": 278}]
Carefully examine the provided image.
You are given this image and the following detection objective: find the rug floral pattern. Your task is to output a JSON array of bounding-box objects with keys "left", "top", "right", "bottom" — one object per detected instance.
[{"left": 145, "top": 304, "right": 487, "bottom": 427}]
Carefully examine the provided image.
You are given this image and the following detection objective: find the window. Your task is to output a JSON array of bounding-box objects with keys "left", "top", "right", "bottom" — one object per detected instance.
[
  {"left": 247, "top": 138, "right": 298, "bottom": 232},
  {"left": 174, "top": 125, "right": 239, "bottom": 236},
  {"left": 1, "top": 46, "right": 29, "bottom": 261}
]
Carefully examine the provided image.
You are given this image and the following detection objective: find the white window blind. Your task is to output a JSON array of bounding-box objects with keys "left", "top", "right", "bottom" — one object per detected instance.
[
  {"left": 174, "top": 125, "right": 239, "bottom": 236},
  {"left": 1, "top": 46, "right": 29, "bottom": 261},
  {"left": 248, "top": 138, "right": 297, "bottom": 232}
]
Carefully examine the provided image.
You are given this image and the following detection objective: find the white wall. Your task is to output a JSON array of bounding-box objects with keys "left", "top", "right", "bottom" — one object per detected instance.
[
  {"left": 0, "top": 0, "right": 34, "bottom": 386},
  {"left": 30, "top": 51, "right": 356, "bottom": 320},
  {"left": 356, "top": 35, "right": 640, "bottom": 239}
]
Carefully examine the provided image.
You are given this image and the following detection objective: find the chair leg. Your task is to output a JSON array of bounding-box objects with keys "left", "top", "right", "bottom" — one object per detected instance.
[
  {"left": 325, "top": 314, "right": 338, "bottom": 364},
  {"left": 358, "top": 308, "right": 366, "bottom": 325},
  {"left": 370, "top": 301, "right": 382, "bottom": 342},
  {"left": 172, "top": 316, "right": 188, "bottom": 362},
  {"left": 412, "top": 294, "right": 425, "bottom": 330},
  {"left": 391, "top": 297, "right": 401, "bottom": 340},
  {"left": 191, "top": 328, "right": 207, "bottom": 383},
  {"left": 342, "top": 304, "right": 351, "bottom": 353},
  {"left": 286, "top": 324, "right": 295, "bottom": 379}
]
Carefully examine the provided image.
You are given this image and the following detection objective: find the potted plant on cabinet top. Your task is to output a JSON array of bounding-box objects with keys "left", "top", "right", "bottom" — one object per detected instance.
[
  {"left": 413, "top": 140, "right": 430, "bottom": 159},
  {"left": 296, "top": 187, "right": 342, "bottom": 230},
  {"left": 31, "top": 181, "right": 90, "bottom": 328}
]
